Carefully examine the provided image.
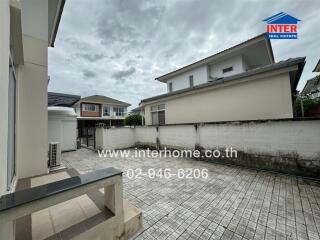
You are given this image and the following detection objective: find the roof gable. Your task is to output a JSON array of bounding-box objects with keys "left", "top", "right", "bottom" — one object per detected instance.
[
  {"left": 263, "top": 12, "right": 301, "bottom": 24},
  {"left": 78, "top": 95, "right": 130, "bottom": 106},
  {"left": 155, "top": 33, "right": 274, "bottom": 82}
]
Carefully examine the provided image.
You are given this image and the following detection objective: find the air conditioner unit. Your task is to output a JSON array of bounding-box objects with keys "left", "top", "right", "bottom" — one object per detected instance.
[{"left": 48, "top": 142, "right": 61, "bottom": 168}]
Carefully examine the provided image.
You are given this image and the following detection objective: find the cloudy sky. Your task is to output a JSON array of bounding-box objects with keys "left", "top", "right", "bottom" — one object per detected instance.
[{"left": 48, "top": 0, "right": 320, "bottom": 109}]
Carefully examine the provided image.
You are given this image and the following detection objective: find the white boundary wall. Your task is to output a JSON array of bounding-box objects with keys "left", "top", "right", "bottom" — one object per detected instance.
[{"left": 96, "top": 120, "right": 320, "bottom": 160}]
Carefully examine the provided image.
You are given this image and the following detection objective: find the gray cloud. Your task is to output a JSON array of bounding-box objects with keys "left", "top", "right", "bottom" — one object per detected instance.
[
  {"left": 77, "top": 53, "right": 106, "bottom": 62},
  {"left": 49, "top": 0, "right": 320, "bottom": 109},
  {"left": 112, "top": 67, "right": 136, "bottom": 83},
  {"left": 82, "top": 70, "right": 97, "bottom": 79}
]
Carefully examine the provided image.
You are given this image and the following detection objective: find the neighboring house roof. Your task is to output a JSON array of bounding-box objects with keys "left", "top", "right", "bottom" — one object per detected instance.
[
  {"left": 155, "top": 33, "right": 275, "bottom": 82},
  {"left": 131, "top": 106, "right": 142, "bottom": 112},
  {"left": 48, "top": 92, "right": 81, "bottom": 107},
  {"left": 301, "top": 75, "right": 320, "bottom": 95},
  {"left": 263, "top": 12, "right": 301, "bottom": 24},
  {"left": 77, "top": 95, "right": 131, "bottom": 106},
  {"left": 141, "top": 57, "right": 305, "bottom": 104},
  {"left": 313, "top": 59, "right": 320, "bottom": 72}
]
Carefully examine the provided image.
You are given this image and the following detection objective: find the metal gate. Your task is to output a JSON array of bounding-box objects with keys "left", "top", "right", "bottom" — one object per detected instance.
[{"left": 79, "top": 127, "right": 96, "bottom": 149}]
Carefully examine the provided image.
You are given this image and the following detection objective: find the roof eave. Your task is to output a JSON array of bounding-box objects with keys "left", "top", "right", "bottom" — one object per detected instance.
[
  {"left": 76, "top": 99, "right": 131, "bottom": 107},
  {"left": 291, "top": 59, "right": 306, "bottom": 92},
  {"left": 313, "top": 59, "right": 320, "bottom": 72},
  {"left": 49, "top": 0, "right": 65, "bottom": 48},
  {"left": 155, "top": 33, "right": 272, "bottom": 83},
  {"left": 142, "top": 57, "right": 305, "bottom": 104}
]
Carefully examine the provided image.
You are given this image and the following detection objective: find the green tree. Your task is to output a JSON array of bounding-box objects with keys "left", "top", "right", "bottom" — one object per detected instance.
[
  {"left": 125, "top": 114, "right": 144, "bottom": 126},
  {"left": 294, "top": 96, "right": 320, "bottom": 117}
]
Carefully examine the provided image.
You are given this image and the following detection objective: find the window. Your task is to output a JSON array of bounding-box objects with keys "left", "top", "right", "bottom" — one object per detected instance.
[
  {"left": 189, "top": 75, "right": 194, "bottom": 87},
  {"left": 103, "top": 106, "right": 110, "bottom": 116},
  {"left": 151, "top": 104, "right": 165, "bottom": 125},
  {"left": 222, "top": 66, "right": 233, "bottom": 73},
  {"left": 114, "top": 107, "right": 125, "bottom": 116},
  {"left": 168, "top": 82, "right": 173, "bottom": 92},
  {"left": 82, "top": 103, "right": 99, "bottom": 112}
]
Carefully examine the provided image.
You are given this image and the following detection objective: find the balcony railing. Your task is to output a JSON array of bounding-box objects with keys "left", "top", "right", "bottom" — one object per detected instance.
[{"left": 113, "top": 112, "right": 127, "bottom": 117}]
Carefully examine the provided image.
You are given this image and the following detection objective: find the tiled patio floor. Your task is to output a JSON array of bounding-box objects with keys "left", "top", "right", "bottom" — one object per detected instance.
[{"left": 62, "top": 148, "right": 320, "bottom": 240}]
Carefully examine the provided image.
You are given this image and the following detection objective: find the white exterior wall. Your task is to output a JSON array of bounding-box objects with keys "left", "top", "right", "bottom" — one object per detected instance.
[
  {"left": 167, "top": 65, "right": 208, "bottom": 92},
  {"left": 96, "top": 120, "right": 320, "bottom": 160},
  {"left": 164, "top": 56, "right": 247, "bottom": 92},
  {"left": 96, "top": 127, "right": 135, "bottom": 150},
  {"left": 159, "top": 125, "right": 196, "bottom": 149},
  {"left": 16, "top": 0, "right": 49, "bottom": 178},
  {"left": 48, "top": 115, "right": 77, "bottom": 151},
  {"left": 75, "top": 105, "right": 81, "bottom": 117},
  {"left": 0, "top": 0, "right": 10, "bottom": 196},
  {"left": 145, "top": 72, "right": 293, "bottom": 125},
  {"left": 135, "top": 127, "right": 157, "bottom": 144},
  {"left": 210, "top": 55, "right": 246, "bottom": 78},
  {"left": 199, "top": 121, "right": 320, "bottom": 159}
]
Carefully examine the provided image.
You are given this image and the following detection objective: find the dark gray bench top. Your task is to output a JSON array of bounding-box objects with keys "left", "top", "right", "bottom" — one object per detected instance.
[{"left": 0, "top": 167, "right": 122, "bottom": 212}]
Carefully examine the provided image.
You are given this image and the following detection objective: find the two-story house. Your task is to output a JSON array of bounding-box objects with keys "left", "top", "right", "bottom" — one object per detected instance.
[
  {"left": 301, "top": 59, "right": 320, "bottom": 99},
  {"left": 73, "top": 95, "right": 131, "bottom": 128},
  {"left": 139, "top": 33, "right": 305, "bottom": 125}
]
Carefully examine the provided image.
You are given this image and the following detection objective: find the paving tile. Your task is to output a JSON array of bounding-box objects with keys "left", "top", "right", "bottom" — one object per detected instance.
[{"left": 61, "top": 149, "right": 320, "bottom": 240}]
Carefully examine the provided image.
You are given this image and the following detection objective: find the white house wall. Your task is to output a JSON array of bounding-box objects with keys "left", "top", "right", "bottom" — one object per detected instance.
[
  {"left": 96, "top": 121, "right": 320, "bottom": 159},
  {"left": 94, "top": 120, "right": 320, "bottom": 177},
  {"left": 145, "top": 72, "right": 293, "bottom": 125},
  {"left": 20, "top": 0, "right": 48, "bottom": 41},
  {"left": 16, "top": 0, "right": 49, "bottom": 178},
  {"left": 96, "top": 127, "right": 135, "bottom": 150},
  {"left": 164, "top": 56, "right": 248, "bottom": 92},
  {"left": 0, "top": 0, "right": 10, "bottom": 196},
  {"left": 210, "top": 55, "right": 245, "bottom": 78},
  {"left": 167, "top": 65, "right": 208, "bottom": 92}
]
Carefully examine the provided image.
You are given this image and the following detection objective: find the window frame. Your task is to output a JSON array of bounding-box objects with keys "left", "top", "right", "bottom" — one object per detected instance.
[
  {"left": 189, "top": 75, "right": 194, "bottom": 87},
  {"left": 82, "top": 103, "right": 100, "bottom": 112},
  {"left": 103, "top": 106, "right": 110, "bottom": 116},
  {"left": 150, "top": 104, "right": 165, "bottom": 125},
  {"left": 113, "top": 106, "right": 125, "bottom": 117},
  {"left": 222, "top": 66, "right": 233, "bottom": 74},
  {"left": 168, "top": 82, "right": 173, "bottom": 92}
]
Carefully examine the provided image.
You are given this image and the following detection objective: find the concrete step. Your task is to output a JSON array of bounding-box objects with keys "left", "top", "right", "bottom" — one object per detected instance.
[{"left": 123, "top": 199, "right": 143, "bottom": 239}]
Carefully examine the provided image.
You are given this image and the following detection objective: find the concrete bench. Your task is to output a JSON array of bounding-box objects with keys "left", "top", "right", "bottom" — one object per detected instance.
[{"left": 0, "top": 168, "right": 128, "bottom": 239}]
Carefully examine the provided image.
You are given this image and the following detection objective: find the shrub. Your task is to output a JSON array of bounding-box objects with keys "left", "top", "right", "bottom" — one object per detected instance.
[
  {"left": 294, "top": 97, "right": 320, "bottom": 117},
  {"left": 125, "top": 114, "right": 144, "bottom": 126}
]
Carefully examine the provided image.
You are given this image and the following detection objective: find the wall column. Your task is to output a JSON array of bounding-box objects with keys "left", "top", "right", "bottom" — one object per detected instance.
[{"left": 0, "top": 0, "right": 10, "bottom": 196}]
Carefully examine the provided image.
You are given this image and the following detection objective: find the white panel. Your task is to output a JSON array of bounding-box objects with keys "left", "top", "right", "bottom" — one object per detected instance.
[
  {"left": 210, "top": 55, "right": 245, "bottom": 78},
  {"left": 62, "top": 120, "right": 77, "bottom": 151},
  {"left": 166, "top": 65, "right": 208, "bottom": 92},
  {"left": 20, "top": 0, "right": 48, "bottom": 41},
  {"left": 0, "top": 0, "right": 11, "bottom": 196},
  {"left": 95, "top": 120, "right": 320, "bottom": 160}
]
